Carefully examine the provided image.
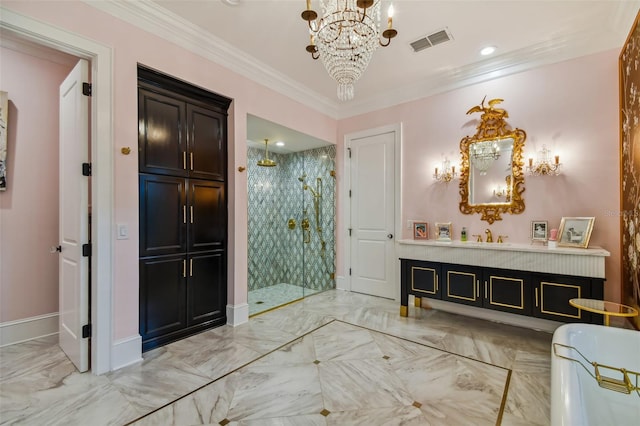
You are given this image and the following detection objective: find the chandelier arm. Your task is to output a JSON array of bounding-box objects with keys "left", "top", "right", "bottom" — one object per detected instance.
[
  {"left": 379, "top": 37, "right": 391, "bottom": 47},
  {"left": 311, "top": 51, "right": 320, "bottom": 60}
]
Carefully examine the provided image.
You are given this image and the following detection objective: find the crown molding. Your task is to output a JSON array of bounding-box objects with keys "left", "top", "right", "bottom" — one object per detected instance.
[
  {"left": 86, "top": 0, "right": 340, "bottom": 118},
  {"left": 85, "top": 0, "right": 639, "bottom": 121}
]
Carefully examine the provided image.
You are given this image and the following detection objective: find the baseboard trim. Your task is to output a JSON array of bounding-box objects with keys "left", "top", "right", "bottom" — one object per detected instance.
[
  {"left": 421, "top": 297, "right": 563, "bottom": 333},
  {"left": 336, "top": 275, "right": 349, "bottom": 291},
  {"left": 226, "top": 303, "right": 249, "bottom": 326},
  {"left": 0, "top": 313, "right": 59, "bottom": 347},
  {"left": 111, "top": 334, "right": 143, "bottom": 371}
]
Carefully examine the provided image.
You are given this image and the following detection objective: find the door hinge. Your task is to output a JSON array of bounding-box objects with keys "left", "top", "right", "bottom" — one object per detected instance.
[
  {"left": 349, "top": 268, "right": 352, "bottom": 276},
  {"left": 82, "top": 163, "right": 92, "bottom": 176},
  {"left": 349, "top": 190, "right": 352, "bottom": 198},
  {"left": 82, "top": 82, "right": 92, "bottom": 96},
  {"left": 82, "top": 324, "right": 92, "bottom": 338},
  {"left": 347, "top": 147, "right": 351, "bottom": 158},
  {"left": 82, "top": 243, "right": 91, "bottom": 257},
  {"left": 348, "top": 228, "right": 352, "bottom": 236}
]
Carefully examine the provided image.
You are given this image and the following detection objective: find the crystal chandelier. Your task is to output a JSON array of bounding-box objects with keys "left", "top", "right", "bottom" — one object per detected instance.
[
  {"left": 470, "top": 141, "right": 500, "bottom": 175},
  {"left": 301, "top": 0, "right": 398, "bottom": 101}
]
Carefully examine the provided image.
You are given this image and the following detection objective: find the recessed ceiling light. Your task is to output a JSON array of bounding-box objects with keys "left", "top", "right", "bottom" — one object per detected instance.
[
  {"left": 275, "top": 141, "right": 285, "bottom": 147},
  {"left": 480, "top": 46, "right": 496, "bottom": 56}
]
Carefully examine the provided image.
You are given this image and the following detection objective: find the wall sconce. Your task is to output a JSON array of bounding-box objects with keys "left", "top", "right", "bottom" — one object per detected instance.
[
  {"left": 433, "top": 158, "right": 457, "bottom": 183},
  {"left": 527, "top": 145, "right": 561, "bottom": 176},
  {"left": 492, "top": 175, "right": 512, "bottom": 201}
]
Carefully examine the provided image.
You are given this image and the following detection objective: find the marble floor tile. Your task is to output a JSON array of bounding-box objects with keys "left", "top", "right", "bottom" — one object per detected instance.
[
  {"left": 1, "top": 289, "right": 556, "bottom": 425},
  {"left": 107, "top": 349, "right": 212, "bottom": 414}
]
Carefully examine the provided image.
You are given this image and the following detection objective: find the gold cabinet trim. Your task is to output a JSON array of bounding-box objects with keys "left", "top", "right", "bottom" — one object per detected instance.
[
  {"left": 488, "top": 276, "right": 525, "bottom": 310},
  {"left": 411, "top": 266, "right": 438, "bottom": 295},
  {"left": 540, "top": 281, "right": 582, "bottom": 318},
  {"left": 446, "top": 270, "right": 478, "bottom": 301}
]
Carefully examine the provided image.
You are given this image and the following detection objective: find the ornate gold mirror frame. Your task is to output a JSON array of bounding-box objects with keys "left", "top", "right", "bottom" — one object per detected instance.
[{"left": 459, "top": 98, "right": 526, "bottom": 223}]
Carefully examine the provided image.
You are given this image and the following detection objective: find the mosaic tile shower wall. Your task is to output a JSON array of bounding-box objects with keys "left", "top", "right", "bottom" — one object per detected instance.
[{"left": 247, "top": 145, "right": 336, "bottom": 293}]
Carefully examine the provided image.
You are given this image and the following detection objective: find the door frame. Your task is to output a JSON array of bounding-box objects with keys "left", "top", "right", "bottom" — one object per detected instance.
[
  {"left": 342, "top": 123, "right": 402, "bottom": 299},
  {"left": 1, "top": 8, "right": 114, "bottom": 374}
]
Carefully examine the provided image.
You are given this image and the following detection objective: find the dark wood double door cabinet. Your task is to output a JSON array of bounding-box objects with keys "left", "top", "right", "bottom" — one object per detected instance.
[
  {"left": 138, "top": 66, "right": 231, "bottom": 351},
  {"left": 400, "top": 259, "right": 604, "bottom": 324}
]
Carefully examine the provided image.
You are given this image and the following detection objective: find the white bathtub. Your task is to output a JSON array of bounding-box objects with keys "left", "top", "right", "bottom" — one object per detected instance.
[{"left": 551, "top": 323, "right": 640, "bottom": 425}]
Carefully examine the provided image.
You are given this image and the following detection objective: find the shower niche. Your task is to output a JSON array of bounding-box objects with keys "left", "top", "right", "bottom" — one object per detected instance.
[{"left": 247, "top": 116, "right": 336, "bottom": 315}]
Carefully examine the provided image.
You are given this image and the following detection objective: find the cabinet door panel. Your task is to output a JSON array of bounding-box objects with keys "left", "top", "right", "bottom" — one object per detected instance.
[
  {"left": 442, "top": 264, "right": 482, "bottom": 307},
  {"left": 533, "top": 275, "right": 591, "bottom": 322},
  {"left": 188, "top": 251, "right": 226, "bottom": 326},
  {"left": 139, "top": 174, "right": 187, "bottom": 256},
  {"left": 407, "top": 261, "right": 440, "bottom": 299},
  {"left": 138, "top": 89, "right": 187, "bottom": 177},
  {"left": 484, "top": 270, "right": 532, "bottom": 316},
  {"left": 140, "top": 255, "right": 187, "bottom": 342},
  {"left": 188, "top": 104, "right": 226, "bottom": 181},
  {"left": 188, "top": 180, "right": 225, "bottom": 252}
]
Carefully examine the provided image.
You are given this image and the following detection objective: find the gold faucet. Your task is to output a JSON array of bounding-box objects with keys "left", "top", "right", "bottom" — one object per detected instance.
[
  {"left": 473, "top": 234, "right": 483, "bottom": 243},
  {"left": 485, "top": 229, "right": 493, "bottom": 243},
  {"left": 497, "top": 235, "right": 508, "bottom": 243}
]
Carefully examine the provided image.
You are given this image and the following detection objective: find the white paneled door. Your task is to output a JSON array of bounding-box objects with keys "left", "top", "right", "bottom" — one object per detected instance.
[
  {"left": 349, "top": 129, "right": 396, "bottom": 299},
  {"left": 58, "top": 59, "right": 90, "bottom": 372}
]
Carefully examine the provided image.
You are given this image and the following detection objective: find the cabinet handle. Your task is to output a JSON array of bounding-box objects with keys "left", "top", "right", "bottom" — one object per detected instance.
[
  {"left": 484, "top": 281, "right": 488, "bottom": 299},
  {"left": 183, "top": 151, "right": 187, "bottom": 170},
  {"left": 435, "top": 275, "right": 438, "bottom": 292},
  {"left": 535, "top": 288, "right": 539, "bottom": 308},
  {"left": 183, "top": 259, "right": 186, "bottom": 278},
  {"left": 183, "top": 205, "right": 187, "bottom": 224},
  {"left": 476, "top": 280, "right": 479, "bottom": 299},
  {"left": 190, "top": 152, "right": 194, "bottom": 171},
  {"left": 189, "top": 258, "right": 193, "bottom": 277},
  {"left": 190, "top": 205, "right": 194, "bottom": 224}
]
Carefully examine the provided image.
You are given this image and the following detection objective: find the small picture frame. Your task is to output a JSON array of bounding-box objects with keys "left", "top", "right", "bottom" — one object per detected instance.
[
  {"left": 435, "top": 222, "right": 452, "bottom": 242},
  {"left": 531, "top": 220, "right": 548, "bottom": 242},
  {"left": 557, "top": 217, "right": 595, "bottom": 248},
  {"left": 413, "top": 222, "right": 428, "bottom": 240}
]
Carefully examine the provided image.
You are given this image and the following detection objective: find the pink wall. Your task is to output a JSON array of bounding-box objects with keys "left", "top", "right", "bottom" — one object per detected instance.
[
  {"left": 3, "top": 1, "right": 337, "bottom": 340},
  {"left": 338, "top": 49, "right": 622, "bottom": 303},
  {"left": 1, "top": 1, "right": 624, "bottom": 342},
  {"left": 0, "top": 46, "right": 74, "bottom": 322}
]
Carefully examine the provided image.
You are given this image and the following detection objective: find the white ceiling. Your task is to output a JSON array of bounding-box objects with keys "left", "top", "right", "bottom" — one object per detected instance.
[
  {"left": 21, "top": 0, "right": 637, "bottom": 152},
  {"left": 145, "top": 0, "right": 638, "bottom": 116}
]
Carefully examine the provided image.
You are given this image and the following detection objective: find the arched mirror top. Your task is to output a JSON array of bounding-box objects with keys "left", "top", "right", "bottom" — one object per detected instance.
[{"left": 459, "top": 98, "right": 526, "bottom": 224}]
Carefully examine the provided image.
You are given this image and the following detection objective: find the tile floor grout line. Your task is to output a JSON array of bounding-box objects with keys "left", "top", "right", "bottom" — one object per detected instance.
[
  {"left": 122, "top": 318, "right": 338, "bottom": 425},
  {"left": 334, "top": 319, "right": 513, "bottom": 372},
  {"left": 496, "top": 369, "right": 513, "bottom": 426}
]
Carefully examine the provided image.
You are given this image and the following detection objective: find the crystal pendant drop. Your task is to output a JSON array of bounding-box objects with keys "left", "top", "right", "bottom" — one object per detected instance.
[{"left": 337, "top": 83, "right": 354, "bottom": 102}]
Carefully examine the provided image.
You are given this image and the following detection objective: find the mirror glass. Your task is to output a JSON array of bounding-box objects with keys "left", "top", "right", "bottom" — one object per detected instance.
[
  {"left": 459, "top": 98, "right": 526, "bottom": 223},
  {"left": 469, "top": 137, "right": 514, "bottom": 205}
]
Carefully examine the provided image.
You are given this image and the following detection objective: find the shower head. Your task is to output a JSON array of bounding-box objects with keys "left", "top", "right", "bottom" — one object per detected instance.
[{"left": 298, "top": 174, "right": 307, "bottom": 182}]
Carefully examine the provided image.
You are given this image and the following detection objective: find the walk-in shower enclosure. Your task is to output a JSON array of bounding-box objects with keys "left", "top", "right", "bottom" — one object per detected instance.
[{"left": 247, "top": 143, "right": 336, "bottom": 315}]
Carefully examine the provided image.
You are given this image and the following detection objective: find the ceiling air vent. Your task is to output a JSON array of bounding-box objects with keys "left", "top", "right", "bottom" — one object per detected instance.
[{"left": 410, "top": 28, "right": 453, "bottom": 53}]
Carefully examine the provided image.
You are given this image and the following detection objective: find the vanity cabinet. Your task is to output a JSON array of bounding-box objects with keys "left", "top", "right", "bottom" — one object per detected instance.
[
  {"left": 401, "top": 257, "right": 603, "bottom": 324},
  {"left": 138, "top": 66, "right": 231, "bottom": 352},
  {"left": 532, "top": 274, "right": 603, "bottom": 323}
]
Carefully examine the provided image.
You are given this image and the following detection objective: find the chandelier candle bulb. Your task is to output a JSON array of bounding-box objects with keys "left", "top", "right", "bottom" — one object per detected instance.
[
  {"left": 529, "top": 157, "right": 533, "bottom": 167},
  {"left": 555, "top": 155, "right": 560, "bottom": 165},
  {"left": 387, "top": 4, "right": 394, "bottom": 29}
]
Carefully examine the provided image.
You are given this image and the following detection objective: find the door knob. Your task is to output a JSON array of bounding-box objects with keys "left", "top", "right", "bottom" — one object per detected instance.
[
  {"left": 387, "top": 234, "right": 393, "bottom": 239},
  {"left": 50, "top": 245, "right": 62, "bottom": 253}
]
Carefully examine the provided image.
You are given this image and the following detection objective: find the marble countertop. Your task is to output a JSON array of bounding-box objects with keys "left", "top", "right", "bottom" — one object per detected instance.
[{"left": 397, "top": 239, "right": 610, "bottom": 257}]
